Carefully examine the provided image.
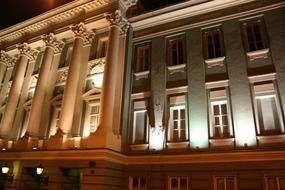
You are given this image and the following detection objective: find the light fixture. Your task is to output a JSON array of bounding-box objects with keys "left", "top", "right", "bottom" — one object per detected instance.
[
  {"left": 36, "top": 164, "right": 49, "bottom": 186},
  {"left": 1, "top": 164, "right": 14, "bottom": 184}
]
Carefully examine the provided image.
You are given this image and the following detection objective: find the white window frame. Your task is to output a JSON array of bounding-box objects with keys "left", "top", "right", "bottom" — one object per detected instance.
[
  {"left": 209, "top": 88, "right": 233, "bottom": 139},
  {"left": 168, "top": 94, "right": 188, "bottom": 142},
  {"left": 132, "top": 99, "right": 149, "bottom": 144},
  {"left": 129, "top": 176, "right": 147, "bottom": 190},
  {"left": 252, "top": 82, "right": 284, "bottom": 135},
  {"left": 265, "top": 175, "right": 285, "bottom": 190},
  {"left": 168, "top": 176, "right": 188, "bottom": 190},
  {"left": 213, "top": 175, "right": 237, "bottom": 190}
]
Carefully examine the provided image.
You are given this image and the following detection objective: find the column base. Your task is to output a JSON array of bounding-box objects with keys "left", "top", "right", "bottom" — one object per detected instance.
[
  {"left": 14, "top": 132, "right": 38, "bottom": 150},
  {"left": 86, "top": 125, "right": 121, "bottom": 151},
  {"left": 46, "top": 129, "right": 71, "bottom": 149}
]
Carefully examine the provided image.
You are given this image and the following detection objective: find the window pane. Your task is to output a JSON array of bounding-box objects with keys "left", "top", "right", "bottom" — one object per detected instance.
[
  {"left": 226, "top": 178, "right": 235, "bottom": 190},
  {"left": 222, "top": 116, "right": 228, "bottom": 125},
  {"left": 221, "top": 104, "right": 227, "bottom": 114},
  {"left": 215, "top": 117, "right": 220, "bottom": 125},
  {"left": 268, "top": 178, "right": 278, "bottom": 190},
  {"left": 181, "top": 178, "right": 187, "bottom": 190},
  {"left": 134, "top": 111, "right": 147, "bottom": 143},
  {"left": 279, "top": 178, "right": 285, "bottom": 190},
  {"left": 173, "top": 110, "right": 178, "bottom": 120},
  {"left": 133, "top": 177, "right": 138, "bottom": 188},
  {"left": 141, "top": 178, "right": 146, "bottom": 188},
  {"left": 171, "top": 178, "right": 178, "bottom": 188},
  {"left": 216, "top": 178, "right": 225, "bottom": 190},
  {"left": 214, "top": 105, "right": 220, "bottom": 115}
]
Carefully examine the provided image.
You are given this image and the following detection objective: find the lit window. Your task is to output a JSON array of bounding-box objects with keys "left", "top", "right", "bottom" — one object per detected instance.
[
  {"left": 253, "top": 82, "right": 283, "bottom": 135},
  {"left": 132, "top": 100, "right": 149, "bottom": 144},
  {"left": 242, "top": 20, "right": 267, "bottom": 52},
  {"left": 209, "top": 88, "right": 233, "bottom": 139},
  {"left": 129, "top": 176, "right": 147, "bottom": 190},
  {"left": 167, "top": 36, "right": 185, "bottom": 66},
  {"left": 168, "top": 95, "right": 187, "bottom": 142},
  {"left": 134, "top": 44, "right": 150, "bottom": 73},
  {"left": 168, "top": 176, "right": 188, "bottom": 190},
  {"left": 203, "top": 29, "right": 224, "bottom": 59},
  {"left": 214, "top": 176, "right": 236, "bottom": 190},
  {"left": 265, "top": 176, "right": 285, "bottom": 190},
  {"left": 97, "top": 38, "right": 108, "bottom": 58},
  {"left": 89, "top": 104, "right": 100, "bottom": 133}
]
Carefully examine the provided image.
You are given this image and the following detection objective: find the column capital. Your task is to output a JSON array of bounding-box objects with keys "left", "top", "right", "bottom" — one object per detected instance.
[
  {"left": 106, "top": 10, "right": 130, "bottom": 35},
  {"left": 70, "top": 22, "right": 95, "bottom": 45},
  {"left": 0, "top": 50, "right": 16, "bottom": 68},
  {"left": 41, "top": 33, "right": 65, "bottom": 54},
  {"left": 16, "top": 43, "right": 38, "bottom": 61}
]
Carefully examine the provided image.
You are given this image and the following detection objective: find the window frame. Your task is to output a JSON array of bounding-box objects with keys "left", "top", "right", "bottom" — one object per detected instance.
[
  {"left": 203, "top": 28, "right": 224, "bottom": 59},
  {"left": 241, "top": 18, "right": 268, "bottom": 52},
  {"left": 96, "top": 37, "right": 108, "bottom": 59},
  {"left": 167, "top": 35, "right": 186, "bottom": 66},
  {"left": 213, "top": 175, "right": 237, "bottom": 190},
  {"left": 168, "top": 176, "right": 189, "bottom": 190},
  {"left": 264, "top": 175, "right": 285, "bottom": 190},
  {"left": 133, "top": 43, "right": 151, "bottom": 73},
  {"left": 129, "top": 176, "right": 147, "bottom": 190}
]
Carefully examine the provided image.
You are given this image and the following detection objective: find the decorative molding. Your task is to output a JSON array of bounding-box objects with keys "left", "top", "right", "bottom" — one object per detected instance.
[
  {"left": 246, "top": 48, "right": 269, "bottom": 61},
  {"left": 0, "top": 0, "right": 110, "bottom": 45},
  {"left": 16, "top": 43, "right": 38, "bottom": 61},
  {"left": 41, "top": 33, "right": 65, "bottom": 54},
  {"left": 167, "top": 63, "right": 186, "bottom": 74},
  {"left": 56, "top": 67, "right": 69, "bottom": 84},
  {"left": 133, "top": 70, "right": 149, "bottom": 80},
  {"left": 106, "top": 10, "right": 130, "bottom": 35},
  {"left": 119, "top": 0, "right": 138, "bottom": 11},
  {"left": 205, "top": 56, "right": 225, "bottom": 68},
  {"left": 88, "top": 58, "right": 105, "bottom": 75},
  {"left": 70, "top": 22, "right": 95, "bottom": 45}
]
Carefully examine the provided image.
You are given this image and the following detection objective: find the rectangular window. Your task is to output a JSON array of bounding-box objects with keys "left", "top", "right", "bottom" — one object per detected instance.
[
  {"left": 253, "top": 82, "right": 283, "bottom": 135},
  {"left": 132, "top": 100, "right": 149, "bottom": 144},
  {"left": 89, "top": 104, "right": 100, "bottom": 133},
  {"left": 168, "top": 95, "right": 187, "bottom": 142},
  {"left": 134, "top": 44, "right": 150, "bottom": 73},
  {"left": 214, "top": 176, "right": 236, "bottom": 190},
  {"left": 97, "top": 38, "right": 108, "bottom": 58},
  {"left": 167, "top": 36, "right": 185, "bottom": 66},
  {"left": 265, "top": 176, "right": 285, "bottom": 190},
  {"left": 203, "top": 29, "right": 224, "bottom": 59},
  {"left": 209, "top": 88, "right": 233, "bottom": 139},
  {"left": 168, "top": 176, "right": 188, "bottom": 190},
  {"left": 129, "top": 176, "right": 147, "bottom": 190},
  {"left": 242, "top": 20, "right": 267, "bottom": 52}
]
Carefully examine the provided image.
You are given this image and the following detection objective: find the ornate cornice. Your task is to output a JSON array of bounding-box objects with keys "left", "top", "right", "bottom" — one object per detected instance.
[
  {"left": 0, "top": 0, "right": 110, "bottom": 46},
  {"left": 106, "top": 10, "right": 130, "bottom": 35},
  {"left": 0, "top": 51, "right": 16, "bottom": 67},
  {"left": 70, "top": 22, "right": 95, "bottom": 45},
  {"left": 16, "top": 43, "right": 38, "bottom": 61},
  {"left": 41, "top": 33, "right": 65, "bottom": 54}
]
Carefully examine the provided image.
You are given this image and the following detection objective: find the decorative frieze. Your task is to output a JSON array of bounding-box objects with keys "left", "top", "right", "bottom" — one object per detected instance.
[
  {"left": 70, "top": 23, "right": 95, "bottom": 45},
  {"left": 16, "top": 43, "right": 38, "bottom": 61},
  {"left": 88, "top": 58, "right": 105, "bottom": 75},
  {"left": 0, "top": 51, "right": 16, "bottom": 67},
  {"left": 106, "top": 10, "right": 130, "bottom": 35},
  {"left": 56, "top": 68, "right": 69, "bottom": 84},
  {"left": 41, "top": 33, "right": 64, "bottom": 54}
]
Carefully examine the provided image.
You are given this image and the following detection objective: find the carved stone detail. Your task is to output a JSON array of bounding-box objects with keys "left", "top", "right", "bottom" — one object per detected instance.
[
  {"left": 106, "top": 10, "right": 130, "bottom": 35},
  {"left": 16, "top": 43, "right": 38, "bottom": 61},
  {"left": 88, "top": 58, "right": 105, "bottom": 75},
  {"left": 70, "top": 22, "right": 95, "bottom": 45},
  {"left": 30, "top": 75, "right": 38, "bottom": 89},
  {"left": 0, "top": 51, "right": 16, "bottom": 67},
  {"left": 119, "top": 0, "right": 138, "bottom": 11},
  {"left": 56, "top": 68, "right": 69, "bottom": 84},
  {"left": 41, "top": 33, "right": 64, "bottom": 54}
]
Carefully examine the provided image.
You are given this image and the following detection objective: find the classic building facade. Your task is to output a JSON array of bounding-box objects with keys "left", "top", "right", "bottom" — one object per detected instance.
[{"left": 0, "top": 0, "right": 285, "bottom": 189}]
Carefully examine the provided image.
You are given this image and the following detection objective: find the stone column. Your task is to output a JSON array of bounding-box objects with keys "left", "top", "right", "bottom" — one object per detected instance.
[
  {"left": 58, "top": 22, "right": 94, "bottom": 136},
  {"left": 0, "top": 43, "right": 37, "bottom": 138},
  {"left": 27, "top": 33, "right": 64, "bottom": 137},
  {"left": 100, "top": 10, "right": 129, "bottom": 132}
]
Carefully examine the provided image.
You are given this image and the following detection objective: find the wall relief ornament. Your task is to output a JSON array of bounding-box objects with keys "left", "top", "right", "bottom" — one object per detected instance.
[
  {"left": 16, "top": 43, "right": 38, "bottom": 61},
  {"left": 106, "top": 10, "right": 130, "bottom": 35},
  {"left": 88, "top": 58, "right": 105, "bottom": 75},
  {"left": 41, "top": 33, "right": 65, "bottom": 54},
  {"left": 70, "top": 22, "right": 95, "bottom": 45},
  {"left": 0, "top": 51, "right": 16, "bottom": 67}
]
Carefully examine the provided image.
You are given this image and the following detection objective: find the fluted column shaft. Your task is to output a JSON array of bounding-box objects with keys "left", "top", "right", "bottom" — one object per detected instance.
[
  {"left": 27, "top": 34, "right": 63, "bottom": 137},
  {"left": 59, "top": 23, "right": 94, "bottom": 135},
  {"left": 0, "top": 44, "right": 37, "bottom": 138},
  {"left": 100, "top": 10, "right": 129, "bottom": 130}
]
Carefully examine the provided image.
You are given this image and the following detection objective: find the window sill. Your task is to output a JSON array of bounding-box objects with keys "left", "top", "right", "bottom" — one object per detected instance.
[
  {"left": 246, "top": 48, "right": 269, "bottom": 61},
  {"left": 205, "top": 56, "right": 225, "bottom": 68},
  {"left": 257, "top": 134, "right": 285, "bottom": 145},
  {"left": 166, "top": 141, "right": 189, "bottom": 149},
  {"left": 167, "top": 64, "right": 186, "bottom": 74},
  {"left": 129, "top": 143, "right": 149, "bottom": 151},
  {"left": 209, "top": 138, "right": 235, "bottom": 147},
  {"left": 133, "top": 70, "right": 150, "bottom": 80}
]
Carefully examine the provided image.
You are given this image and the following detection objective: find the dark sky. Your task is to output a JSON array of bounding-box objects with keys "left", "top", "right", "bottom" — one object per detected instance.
[{"left": 0, "top": 0, "right": 184, "bottom": 30}]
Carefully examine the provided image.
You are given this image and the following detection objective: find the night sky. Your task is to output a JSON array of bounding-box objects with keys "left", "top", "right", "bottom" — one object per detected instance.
[{"left": 0, "top": 0, "right": 185, "bottom": 30}]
